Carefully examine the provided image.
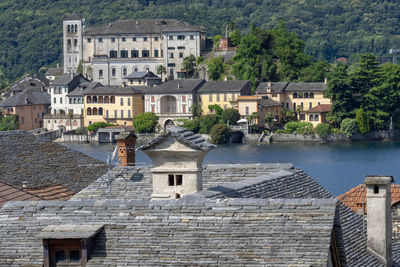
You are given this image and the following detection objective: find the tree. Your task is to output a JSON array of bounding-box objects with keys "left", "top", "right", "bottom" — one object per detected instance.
[
  {"left": 157, "top": 65, "right": 166, "bottom": 81},
  {"left": 199, "top": 114, "right": 219, "bottom": 134},
  {"left": 355, "top": 109, "right": 370, "bottom": 134},
  {"left": 183, "top": 118, "right": 200, "bottom": 133},
  {"left": 0, "top": 70, "right": 9, "bottom": 93},
  {"left": 77, "top": 60, "right": 83, "bottom": 75},
  {"left": 208, "top": 104, "right": 223, "bottom": 116},
  {"left": 340, "top": 118, "right": 359, "bottom": 137},
  {"left": 182, "top": 54, "right": 196, "bottom": 78},
  {"left": 221, "top": 108, "right": 240, "bottom": 125},
  {"left": 280, "top": 107, "right": 297, "bottom": 124},
  {"left": 229, "top": 29, "right": 241, "bottom": 46},
  {"left": 207, "top": 56, "right": 224, "bottom": 80},
  {"left": 86, "top": 122, "right": 114, "bottom": 132},
  {"left": 299, "top": 60, "right": 330, "bottom": 82},
  {"left": 213, "top": 35, "right": 223, "bottom": 48},
  {"left": 210, "top": 124, "right": 231, "bottom": 144},
  {"left": 0, "top": 114, "right": 19, "bottom": 131},
  {"left": 190, "top": 104, "right": 203, "bottom": 117},
  {"left": 315, "top": 123, "right": 332, "bottom": 139},
  {"left": 133, "top": 112, "right": 159, "bottom": 133},
  {"left": 325, "top": 63, "right": 356, "bottom": 127}
]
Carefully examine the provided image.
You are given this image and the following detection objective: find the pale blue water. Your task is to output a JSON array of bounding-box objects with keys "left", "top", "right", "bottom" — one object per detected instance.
[{"left": 61, "top": 142, "right": 400, "bottom": 196}]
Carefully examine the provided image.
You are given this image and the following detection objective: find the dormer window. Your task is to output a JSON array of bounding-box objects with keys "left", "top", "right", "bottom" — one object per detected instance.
[{"left": 168, "top": 174, "right": 183, "bottom": 186}]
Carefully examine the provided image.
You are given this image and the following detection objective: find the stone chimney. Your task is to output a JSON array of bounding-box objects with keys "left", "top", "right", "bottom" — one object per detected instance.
[
  {"left": 364, "top": 175, "right": 394, "bottom": 266},
  {"left": 22, "top": 181, "right": 28, "bottom": 189},
  {"left": 115, "top": 131, "right": 137, "bottom": 167},
  {"left": 267, "top": 81, "right": 271, "bottom": 92},
  {"left": 324, "top": 77, "right": 328, "bottom": 85}
]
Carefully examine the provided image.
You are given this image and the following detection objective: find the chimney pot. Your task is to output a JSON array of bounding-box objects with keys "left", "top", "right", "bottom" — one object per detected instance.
[
  {"left": 364, "top": 175, "right": 394, "bottom": 266},
  {"left": 324, "top": 78, "right": 328, "bottom": 85},
  {"left": 267, "top": 81, "right": 271, "bottom": 87},
  {"left": 115, "top": 131, "right": 137, "bottom": 166},
  {"left": 22, "top": 181, "right": 28, "bottom": 188}
]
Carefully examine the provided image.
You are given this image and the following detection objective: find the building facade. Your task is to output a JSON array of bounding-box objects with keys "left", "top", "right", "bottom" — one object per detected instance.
[
  {"left": 63, "top": 14, "right": 205, "bottom": 84},
  {"left": 237, "top": 96, "right": 281, "bottom": 128}
]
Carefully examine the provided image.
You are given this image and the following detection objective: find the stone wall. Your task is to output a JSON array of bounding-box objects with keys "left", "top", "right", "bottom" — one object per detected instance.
[{"left": 33, "top": 130, "right": 60, "bottom": 143}]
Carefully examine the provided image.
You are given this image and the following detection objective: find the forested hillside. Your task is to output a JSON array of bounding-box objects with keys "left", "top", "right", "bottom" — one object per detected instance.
[{"left": 1, "top": 0, "right": 400, "bottom": 81}]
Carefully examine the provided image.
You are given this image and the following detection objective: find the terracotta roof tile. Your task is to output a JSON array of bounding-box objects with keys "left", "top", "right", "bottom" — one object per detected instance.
[
  {"left": 305, "top": 104, "right": 331, "bottom": 113},
  {"left": 27, "top": 184, "right": 75, "bottom": 201},
  {"left": 0, "top": 181, "right": 41, "bottom": 207},
  {"left": 337, "top": 184, "right": 400, "bottom": 213}
]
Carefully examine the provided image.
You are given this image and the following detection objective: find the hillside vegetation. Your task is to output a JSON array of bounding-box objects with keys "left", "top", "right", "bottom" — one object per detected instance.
[{"left": 1, "top": 0, "right": 400, "bottom": 81}]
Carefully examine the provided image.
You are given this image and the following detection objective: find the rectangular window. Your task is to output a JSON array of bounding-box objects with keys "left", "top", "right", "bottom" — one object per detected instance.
[
  {"left": 301, "top": 102, "right": 304, "bottom": 108},
  {"left": 120, "top": 98, "right": 124, "bottom": 106},
  {"left": 309, "top": 102, "right": 312, "bottom": 109},
  {"left": 209, "top": 94, "right": 212, "bottom": 102},
  {"left": 177, "top": 46, "right": 185, "bottom": 50},
  {"left": 245, "top": 106, "right": 249, "bottom": 115},
  {"left": 109, "top": 51, "right": 117, "bottom": 58},
  {"left": 98, "top": 37, "right": 103, "bottom": 42},
  {"left": 168, "top": 175, "right": 174, "bottom": 186},
  {"left": 131, "top": 50, "right": 138, "bottom": 58},
  {"left": 231, "top": 93, "right": 235, "bottom": 101},
  {"left": 121, "top": 50, "right": 128, "bottom": 58},
  {"left": 128, "top": 110, "right": 131, "bottom": 118},
  {"left": 53, "top": 97, "right": 56, "bottom": 104},
  {"left": 167, "top": 47, "right": 175, "bottom": 50},
  {"left": 217, "top": 94, "right": 220, "bottom": 101},
  {"left": 182, "top": 105, "right": 186, "bottom": 113},
  {"left": 224, "top": 94, "right": 227, "bottom": 101},
  {"left": 121, "top": 110, "right": 124, "bottom": 118},
  {"left": 99, "top": 69, "right": 103, "bottom": 78},
  {"left": 21, "top": 117, "right": 24, "bottom": 124},
  {"left": 176, "top": 175, "right": 183, "bottom": 185},
  {"left": 122, "top": 37, "right": 126, "bottom": 42},
  {"left": 128, "top": 98, "right": 131, "bottom": 106},
  {"left": 142, "top": 50, "right": 149, "bottom": 57},
  {"left": 169, "top": 35, "right": 173, "bottom": 40},
  {"left": 87, "top": 38, "right": 91, "bottom": 43},
  {"left": 111, "top": 37, "right": 115, "bottom": 42},
  {"left": 60, "top": 97, "right": 63, "bottom": 104},
  {"left": 143, "top": 36, "right": 148, "bottom": 41},
  {"left": 190, "top": 35, "right": 194, "bottom": 40},
  {"left": 170, "top": 68, "right": 174, "bottom": 76},
  {"left": 132, "top": 37, "right": 137, "bottom": 41},
  {"left": 168, "top": 174, "right": 183, "bottom": 186},
  {"left": 169, "top": 53, "right": 174, "bottom": 59},
  {"left": 106, "top": 110, "right": 109, "bottom": 118},
  {"left": 293, "top": 103, "right": 296, "bottom": 110},
  {"left": 154, "top": 36, "right": 159, "bottom": 41},
  {"left": 114, "top": 110, "right": 117, "bottom": 118},
  {"left": 179, "top": 52, "right": 183, "bottom": 58},
  {"left": 300, "top": 114, "right": 305, "bottom": 120},
  {"left": 154, "top": 49, "right": 159, "bottom": 57},
  {"left": 177, "top": 35, "right": 185, "bottom": 40},
  {"left": 286, "top": 102, "right": 289, "bottom": 109}
]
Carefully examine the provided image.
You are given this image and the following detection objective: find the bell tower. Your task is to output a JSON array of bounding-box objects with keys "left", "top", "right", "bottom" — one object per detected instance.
[{"left": 63, "top": 13, "right": 83, "bottom": 74}]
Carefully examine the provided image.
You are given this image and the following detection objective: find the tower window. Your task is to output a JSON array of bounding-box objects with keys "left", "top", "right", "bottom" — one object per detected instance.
[
  {"left": 98, "top": 37, "right": 103, "bottom": 43},
  {"left": 176, "top": 175, "right": 183, "bottom": 185},
  {"left": 168, "top": 174, "right": 183, "bottom": 186},
  {"left": 374, "top": 185, "right": 379, "bottom": 194},
  {"left": 87, "top": 38, "right": 91, "bottom": 43},
  {"left": 168, "top": 175, "right": 174, "bottom": 186}
]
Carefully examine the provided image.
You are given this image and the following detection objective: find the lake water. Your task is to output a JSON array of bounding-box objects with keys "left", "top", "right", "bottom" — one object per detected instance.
[{"left": 61, "top": 141, "right": 400, "bottom": 196}]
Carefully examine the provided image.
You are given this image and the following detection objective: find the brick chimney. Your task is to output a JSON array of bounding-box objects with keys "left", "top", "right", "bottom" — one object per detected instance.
[
  {"left": 115, "top": 131, "right": 137, "bottom": 166},
  {"left": 365, "top": 175, "right": 394, "bottom": 266}
]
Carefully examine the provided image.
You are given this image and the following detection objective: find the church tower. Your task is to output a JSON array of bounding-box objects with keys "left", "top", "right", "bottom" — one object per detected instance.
[{"left": 63, "top": 13, "right": 83, "bottom": 74}]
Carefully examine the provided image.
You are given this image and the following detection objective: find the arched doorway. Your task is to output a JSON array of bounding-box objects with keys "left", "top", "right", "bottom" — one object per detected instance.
[
  {"left": 85, "top": 67, "right": 93, "bottom": 80},
  {"left": 230, "top": 131, "right": 244, "bottom": 143},
  {"left": 164, "top": 119, "right": 175, "bottom": 132},
  {"left": 160, "top": 95, "right": 177, "bottom": 114}
]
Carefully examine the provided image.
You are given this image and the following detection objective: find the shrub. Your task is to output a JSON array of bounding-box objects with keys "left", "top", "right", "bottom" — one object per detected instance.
[
  {"left": 315, "top": 123, "right": 332, "bottom": 139},
  {"left": 133, "top": 112, "right": 159, "bottom": 133},
  {"left": 208, "top": 104, "right": 223, "bottom": 116},
  {"left": 210, "top": 124, "right": 231, "bottom": 144},
  {"left": 0, "top": 114, "right": 19, "bottom": 131},
  {"left": 340, "top": 118, "right": 359, "bottom": 137},
  {"left": 86, "top": 122, "right": 114, "bottom": 132},
  {"left": 355, "top": 109, "right": 370, "bottom": 135},
  {"left": 183, "top": 118, "right": 200, "bottom": 133},
  {"left": 332, "top": 128, "right": 342, "bottom": 134},
  {"left": 75, "top": 127, "right": 87, "bottom": 135},
  {"left": 284, "top": 121, "right": 314, "bottom": 135},
  {"left": 221, "top": 108, "right": 240, "bottom": 125},
  {"left": 199, "top": 114, "right": 219, "bottom": 134},
  {"left": 275, "top": 129, "right": 285, "bottom": 134}
]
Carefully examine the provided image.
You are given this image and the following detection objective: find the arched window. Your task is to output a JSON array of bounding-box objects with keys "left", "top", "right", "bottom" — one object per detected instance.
[
  {"left": 93, "top": 96, "right": 98, "bottom": 103},
  {"left": 99, "top": 107, "right": 103, "bottom": 116},
  {"left": 299, "top": 93, "right": 303, "bottom": 98},
  {"left": 104, "top": 96, "right": 110, "bottom": 103},
  {"left": 310, "top": 92, "right": 314, "bottom": 98},
  {"left": 309, "top": 115, "right": 314, "bottom": 121},
  {"left": 66, "top": 120, "right": 70, "bottom": 126},
  {"left": 86, "top": 96, "right": 92, "bottom": 103},
  {"left": 304, "top": 93, "right": 309, "bottom": 98},
  {"left": 112, "top": 68, "right": 116, "bottom": 77},
  {"left": 67, "top": 25, "right": 70, "bottom": 33},
  {"left": 314, "top": 114, "right": 319, "bottom": 121},
  {"left": 151, "top": 96, "right": 155, "bottom": 103},
  {"left": 182, "top": 96, "right": 186, "bottom": 102},
  {"left": 121, "top": 49, "right": 128, "bottom": 58},
  {"left": 98, "top": 96, "right": 103, "bottom": 103},
  {"left": 73, "top": 120, "right": 78, "bottom": 126},
  {"left": 110, "top": 96, "right": 115, "bottom": 103},
  {"left": 134, "top": 67, "right": 138, "bottom": 72},
  {"left": 293, "top": 93, "right": 298, "bottom": 98},
  {"left": 122, "top": 68, "right": 127, "bottom": 77},
  {"left": 87, "top": 108, "right": 92, "bottom": 116},
  {"left": 74, "top": 24, "right": 77, "bottom": 33},
  {"left": 93, "top": 107, "right": 98, "bottom": 116}
]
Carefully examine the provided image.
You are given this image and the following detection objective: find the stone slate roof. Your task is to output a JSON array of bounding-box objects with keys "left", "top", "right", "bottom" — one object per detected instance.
[
  {"left": 285, "top": 82, "right": 327, "bottom": 91},
  {"left": 258, "top": 98, "right": 281, "bottom": 107},
  {"left": 3, "top": 76, "right": 48, "bottom": 100},
  {"left": 68, "top": 82, "right": 103, "bottom": 97},
  {"left": 0, "top": 131, "right": 107, "bottom": 193},
  {"left": 51, "top": 73, "right": 88, "bottom": 88},
  {"left": 197, "top": 80, "right": 251, "bottom": 93},
  {"left": 0, "top": 198, "right": 337, "bottom": 266},
  {"left": 144, "top": 79, "right": 206, "bottom": 94},
  {"left": 45, "top": 66, "right": 64, "bottom": 76},
  {"left": 255, "top": 82, "right": 289, "bottom": 94},
  {"left": 125, "top": 71, "right": 159, "bottom": 79},
  {"left": 84, "top": 85, "right": 142, "bottom": 95},
  {"left": 140, "top": 126, "right": 216, "bottom": 151},
  {"left": 0, "top": 87, "right": 50, "bottom": 107},
  {"left": 84, "top": 19, "right": 203, "bottom": 35},
  {"left": 63, "top": 13, "right": 82, "bottom": 21}
]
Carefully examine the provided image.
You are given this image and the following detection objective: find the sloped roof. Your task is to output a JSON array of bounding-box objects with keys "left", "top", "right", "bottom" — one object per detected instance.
[
  {"left": 63, "top": 13, "right": 81, "bottom": 21},
  {"left": 305, "top": 104, "right": 331, "bottom": 113},
  {"left": 0, "top": 181, "right": 41, "bottom": 207},
  {"left": 198, "top": 80, "right": 250, "bottom": 93},
  {"left": 68, "top": 82, "right": 102, "bottom": 97},
  {"left": 51, "top": 73, "right": 88, "bottom": 87},
  {"left": 285, "top": 82, "right": 326, "bottom": 91},
  {"left": 125, "top": 71, "right": 160, "bottom": 80},
  {"left": 27, "top": 184, "right": 75, "bottom": 201},
  {"left": 0, "top": 87, "right": 50, "bottom": 107},
  {"left": 45, "top": 67, "right": 64, "bottom": 76},
  {"left": 0, "top": 131, "right": 107, "bottom": 193},
  {"left": 84, "top": 19, "right": 202, "bottom": 35},
  {"left": 258, "top": 98, "right": 281, "bottom": 107},
  {"left": 255, "top": 82, "right": 289, "bottom": 94},
  {"left": 144, "top": 79, "right": 205, "bottom": 94},
  {"left": 84, "top": 86, "right": 142, "bottom": 95}
]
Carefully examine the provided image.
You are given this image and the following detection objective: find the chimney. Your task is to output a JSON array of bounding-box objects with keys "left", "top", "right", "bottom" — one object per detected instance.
[
  {"left": 22, "top": 181, "right": 28, "bottom": 189},
  {"left": 267, "top": 81, "right": 271, "bottom": 87},
  {"left": 115, "top": 131, "right": 137, "bottom": 166},
  {"left": 71, "top": 72, "right": 74, "bottom": 79},
  {"left": 364, "top": 175, "right": 393, "bottom": 266},
  {"left": 57, "top": 63, "right": 60, "bottom": 68},
  {"left": 324, "top": 77, "right": 328, "bottom": 85},
  {"left": 25, "top": 97, "right": 28, "bottom": 104},
  {"left": 177, "top": 82, "right": 181, "bottom": 89}
]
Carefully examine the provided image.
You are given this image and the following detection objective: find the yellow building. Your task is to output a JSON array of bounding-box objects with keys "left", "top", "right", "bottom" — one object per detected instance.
[
  {"left": 299, "top": 104, "right": 331, "bottom": 127},
  {"left": 237, "top": 95, "right": 281, "bottom": 128},
  {"left": 255, "top": 81, "right": 331, "bottom": 113},
  {"left": 83, "top": 86, "right": 144, "bottom": 127},
  {"left": 197, "top": 80, "right": 251, "bottom": 114}
]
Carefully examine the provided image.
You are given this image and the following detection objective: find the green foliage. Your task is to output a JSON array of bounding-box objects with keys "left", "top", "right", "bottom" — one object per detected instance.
[
  {"left": 195, "top": 56, "right": 204, "bottom": 67},
  {"left": 229, "top": 30, "right": 241, "bottom": 46},
  {"left": 332, "top": 128, "right": 342, "bottom": 134},
  {"left": 77, "top": 60, "right": 83, "bottom": 75},
  {"left": 182, "top": 118, "right": 200, "bottom": 133},
  {"left": 182, "top": 54, "right": 196, "bottom": 77},
  {"left": 213, "top": 35, "right": 223, "bottom": 48},
  {"left": 315, "top": 123, "right": 332, "bottom": 139},
  {"left": 199, "top": 114, "right": 219, "bottom": 134},
  {"left": 284, "top": 121, "right": 313, "bottom": 135},
  {"left": 208, "top": 104, "right": 223, "bottom": 116},
  {"left": 221, "top": 108, "right": 240, "bottom": 125},
  {"left": 133, "top": 112, "right": 158, "bottom": 133},
  {"left": 190, "top": 104, "right": 203, "bottom": 117},
  {"left": 340, "top": 118, "right": 359, "bottom": 137},
  {"left": 210, "top": 124, "right": 231, "bottom": 144},
  {"left": 86, "top": 122, "right": 114, "bottom": 132},
  {"left": 275, "top": 129, "right": 285, "bottom": 134},
  {"left": 156, "top": 65, "right": 166, "bottom": 80},
  {"left": 0, "top": 114, "right": 19, "bottom": 131},
  {"left": 0, "top": 70, "right": 8, "bottom": 92},
  {"left": 355, "top": 109, "right": 370, "bottom": 134},
  {"left": 74, "top": 127, "right": 87, "bottom": 135},
  {"left": 207, "top": 56, "right": 224, "bottom": 80},
  {"left": 280, "top": 107, "right": 297, "bottom": 124},
  {"left": 299, "top": 60, "right": 330, "bottom": 82}
]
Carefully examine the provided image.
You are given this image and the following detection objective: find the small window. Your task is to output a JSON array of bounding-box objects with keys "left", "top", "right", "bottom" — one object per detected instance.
[
  {"left": 128, "top": 110, "right": 131, "bottom": 118},
  {"left": 190, "top": 35, "right": 194, "bottom": 40},
  {"left": 122, "top": 68, "right": 127, "bottom": 76},
  {"left": 143, "top": 36, "right": 148, "bottom": 41},
  {"left": 169, "top": 35, "right": 173, "bottom": 40},
  {"left": 112, "top": 68, "right": 116, "bottom": 77},
  {"left": 309, "top": 102, "right": 312, "bottom": 109},
  {"left": 310, "top": 93, "right": 314, "bottom": 98},
  {"left": 154, "top": 49, "right": 159, "bottom": 57},
  {"left": 177, "top": 35, "right": 185, "bottom": 40},
  {"left": 121, "top": 50, "right": 128, "bottom": 58},
  {"left": 99, "top": 69, "right": 103, "bottom": 78},
  {"left": 87, "top": 37, "right": 91, "bottom": 43},
  {"left": 120, "top": 98, "right": 124, "bottom": 106},
  {"left": 299, "top": 93, "right": 304, "bottom": 98},
  {"left": 301, "top": 102, "right": 303, "bottom": 108},
  {"left": 122, "top": 37, "right": 126, "bottom": 42},
  {"left": 293, "top": 103, "right": 296, "bottom": 110},
  {"left": 224, "top": 94, "right": 227, "bottom": 101},
  {"left": 177, "top": 46, "right": 185, "bottom": 50},
  {"left": 168, "top": 175, "right": 174, "bottom": 186},
  {"left": 217, "top": 94, "right": 220, "bottom": 101},
  {"left": 142, "top": 50, "right": 149, "bottom": 58},
  {"left": 245, "top": 106, "right": 249, "bottom": 115},
  {"left": 131, "top": 50, "right": 139, "bottom": 58},
  {"left": 109, "top": 50, "right": 117, "bottom": 58},
  {"left": 176, "top": 175, "right": 183, "bottom": 185},
  {"left": 154, "top": 36, "right": 159, "bottom": 41},
  {"left": 293, "top": 93, "right": 298, "bottom": 99},
  {"left": 21, "top": 117, "right": 24, "bottom": 124},
  {"left": 132, "top": 37, "right": 137, "bottom": 42},
  {"left": 98, "top": 37, "right": 103, "bottom": 43},
  {"left": 169, "top": 53, "right": 174, "bottom": 59},
  {"left": 300, "top": 114, "right": 305, "bottom": 120},
  {"left": 121, "top": 110, "right": 124, "bottom": 118},
  {"left": 179, "top": 52, "right": 183, "bottom": 58},
  {"left": 209, "top": 94, "right": 212, "bottom": 102},
  {"left": 111, "top": 37, "right": 115, "bottom": 42},
  {"left": 374, "top": 185, "right": 379, "bottom": 194},
  {"left": 128, "top": 98, "right": 131, "bottom": 106}
]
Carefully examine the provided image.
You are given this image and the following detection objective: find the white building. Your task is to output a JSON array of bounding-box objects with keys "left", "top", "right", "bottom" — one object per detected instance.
[{"left": 63, "top": 14, "right": 205, "bottom": 85}]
